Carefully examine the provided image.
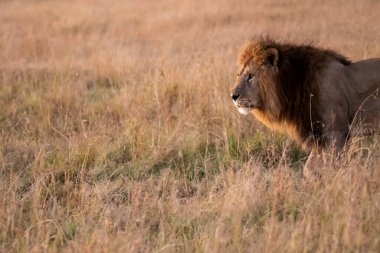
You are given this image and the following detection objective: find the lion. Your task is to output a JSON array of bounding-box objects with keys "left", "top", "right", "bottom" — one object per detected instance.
[{"left": 231, "top": 36, "right": 380, "bottom": 175}]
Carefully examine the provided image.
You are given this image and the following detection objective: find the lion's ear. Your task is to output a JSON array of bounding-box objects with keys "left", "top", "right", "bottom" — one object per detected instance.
[{"left": 266, "top": 48, "right": 279, "bottom": 66}]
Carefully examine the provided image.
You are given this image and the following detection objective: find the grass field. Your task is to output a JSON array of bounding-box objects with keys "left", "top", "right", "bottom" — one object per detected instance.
[{"left": 1, "top": 0, "right": 380, "bottom": 252}]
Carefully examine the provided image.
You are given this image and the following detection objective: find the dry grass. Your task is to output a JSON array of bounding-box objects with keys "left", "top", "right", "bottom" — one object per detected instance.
[{"left": 1, "top": 0, "right": 380, "bottom": 252}]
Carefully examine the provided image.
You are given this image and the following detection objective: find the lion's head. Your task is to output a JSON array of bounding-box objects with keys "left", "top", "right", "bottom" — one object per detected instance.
[{"left": 231, "top": 37, "right": 283, "bottom": 120}]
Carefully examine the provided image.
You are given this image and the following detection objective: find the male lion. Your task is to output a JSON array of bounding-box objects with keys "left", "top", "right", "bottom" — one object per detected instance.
[{"left": 231, "top": 37, "right": 380, "bottom": 175}]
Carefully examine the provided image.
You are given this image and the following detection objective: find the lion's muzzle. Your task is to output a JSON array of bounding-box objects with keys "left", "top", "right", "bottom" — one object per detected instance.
[{"left": 232, "top": 93, "right": 253, "bottom": 115}]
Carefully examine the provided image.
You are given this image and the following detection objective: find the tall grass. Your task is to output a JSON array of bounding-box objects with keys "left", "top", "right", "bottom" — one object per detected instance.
[{"left": 0, "top": 0, "right": 379, "bottom": 252}]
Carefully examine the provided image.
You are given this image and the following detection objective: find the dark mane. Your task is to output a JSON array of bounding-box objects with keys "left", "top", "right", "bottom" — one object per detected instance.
[{"left": 238, "top": 37, "right": 351, "bottom": 67}]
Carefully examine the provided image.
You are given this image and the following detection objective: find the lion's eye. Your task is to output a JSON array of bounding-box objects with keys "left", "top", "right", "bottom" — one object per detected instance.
[{"left": 247, "top": 73, "right": 254, "bottom": 81}]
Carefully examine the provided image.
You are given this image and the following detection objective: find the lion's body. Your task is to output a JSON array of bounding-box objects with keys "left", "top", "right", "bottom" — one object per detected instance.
[
  {"left": 231, "top": 37, "right": 380, "bottom": 166},
  {"left": 316, "top": 59, "right": 380, "bottom": 141}
]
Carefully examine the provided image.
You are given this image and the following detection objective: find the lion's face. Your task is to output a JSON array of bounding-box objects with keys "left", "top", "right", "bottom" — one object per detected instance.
[{"left": 231, "top": 63, "right": 263, "bottom": 115}]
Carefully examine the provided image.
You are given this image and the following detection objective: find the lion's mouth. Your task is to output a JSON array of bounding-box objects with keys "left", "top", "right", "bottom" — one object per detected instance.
[
  {"left": 237, "top": 107, "right": 252, "bottom": 115},
  {"left": 233, "top": 100, "right": 254, "bottom": 115}
]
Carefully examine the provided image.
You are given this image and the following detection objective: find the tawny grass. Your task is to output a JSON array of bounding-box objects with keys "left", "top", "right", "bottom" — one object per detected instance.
[{"left": 0, "top": 0, "right": 379, "bottom": 252}]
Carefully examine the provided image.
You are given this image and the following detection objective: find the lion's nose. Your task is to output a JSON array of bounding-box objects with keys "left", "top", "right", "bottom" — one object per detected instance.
[{"left": 231, "top": 93, "right": 240, "bottom": 101}]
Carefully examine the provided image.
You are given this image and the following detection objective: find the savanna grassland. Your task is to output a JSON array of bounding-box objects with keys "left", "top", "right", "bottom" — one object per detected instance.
[{"left": 1, "top": 0, "right": 380, "bottom": 252}]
